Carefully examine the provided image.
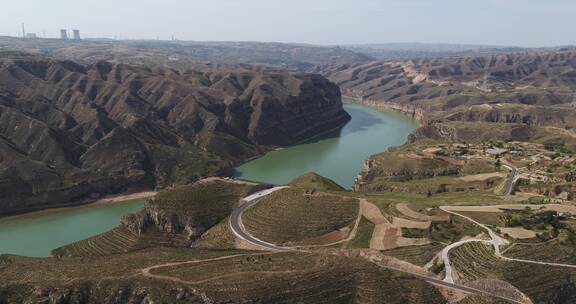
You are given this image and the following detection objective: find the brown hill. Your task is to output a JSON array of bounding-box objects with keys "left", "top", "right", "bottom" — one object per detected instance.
[
  {"left": 316, "top": 50, "right": 576, "bottom": 147},
  {"left": 316, "top": 50, "right": 576, "bottom": 112},
  {"left": 0, "top": 57, "right": 350, "bottom": 214}
]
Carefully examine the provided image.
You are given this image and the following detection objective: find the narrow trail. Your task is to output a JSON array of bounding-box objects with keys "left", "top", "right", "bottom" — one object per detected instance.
[
  {"left": 140, "top": 252, "right": 280, "bottom": 304},
  {"left": 136, "top": 181, "right": 537, "bottom": 304}
]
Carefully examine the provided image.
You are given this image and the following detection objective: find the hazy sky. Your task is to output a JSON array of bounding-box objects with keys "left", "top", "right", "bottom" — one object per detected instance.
[{"left": 1, "top": 0, "right": 575, "bottom": 47}]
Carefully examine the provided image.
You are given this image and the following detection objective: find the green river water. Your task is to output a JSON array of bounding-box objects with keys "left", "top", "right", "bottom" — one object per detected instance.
[
  {"left": 0, "top": 100, "right": 417, "bottom": 257},
  {"left": 235, "top": 101, "right": 418, "bottom": 188}
]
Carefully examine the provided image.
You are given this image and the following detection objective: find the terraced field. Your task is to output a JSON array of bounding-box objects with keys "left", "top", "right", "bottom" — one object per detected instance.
[
  {"left": 151, "top": 252, "right": 446, "bottom": 304},
  {"left": 429, "top": 216, "right": 484, "bottom": 244},
  {"left": 381, "top": 243, "right": 444, "bottom": 266},
  {"left": 195, "top": 217, "right": 237, "bottom": 249},
  {"left": 52, "top": 227, "right": 190, "bottom": 257},
  {"left": 456, "top": 295, "right": 510, "bottom": 304},
  {"left": 52, "top": 180, "right": 257, "bottom": 257},
  {"left": 451, "top": 242, "right": 576, "bottom": 303},
  {"left": 149, "top": 180, "right": 256, "bottom": 226},
  {"left": 450, "top": 242, "right": 502, "bottom": 282},
  {"left": 1, "top": 249, "right": 446, "bottom": 304},
  {"left": 51, "top": 227, "right": 140, "bottom": 257},
  {"left": 243, "top": 188, "right": 359, "bottom": 245},
  {"left": 504, "top": 241, "right": 576, "bottom": 265}
]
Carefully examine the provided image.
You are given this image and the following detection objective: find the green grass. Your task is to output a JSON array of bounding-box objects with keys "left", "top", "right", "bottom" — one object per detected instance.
[
  {"left": 289, "top": 172, "right": 346, "bottom": 191},
  {"left": 348, "top": 217, "right": 375, "bottom": 248}
]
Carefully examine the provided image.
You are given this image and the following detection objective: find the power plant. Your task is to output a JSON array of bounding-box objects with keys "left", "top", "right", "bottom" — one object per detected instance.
[{"left": 59, "top": 29, "right": 81, "bottom": 40}]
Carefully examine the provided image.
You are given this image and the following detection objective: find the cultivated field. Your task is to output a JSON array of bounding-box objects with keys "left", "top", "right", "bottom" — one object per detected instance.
[{"left": 242, "top": 188, "right": 359, "bottom": 245}]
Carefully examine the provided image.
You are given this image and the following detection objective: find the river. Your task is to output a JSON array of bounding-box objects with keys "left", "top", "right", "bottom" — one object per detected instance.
[
  {"left": 0, "top": 100, "right": 417, "bottom": 257},
  {"left": 0, "top": 199, "right": 145, "bottom": 257},
  {"left": 235, "top": 100, "right": 418, "bottom": 188}
]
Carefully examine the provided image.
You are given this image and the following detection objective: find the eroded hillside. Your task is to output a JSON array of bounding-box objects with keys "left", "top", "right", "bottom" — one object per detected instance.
[{"left": 0, "top": 57, "right": 350, "bottom": 214}]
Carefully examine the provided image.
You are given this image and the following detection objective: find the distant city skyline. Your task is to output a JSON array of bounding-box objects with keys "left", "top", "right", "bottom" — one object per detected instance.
[{"left": 1, "top": 0, "right": 575, "bottom": 47}]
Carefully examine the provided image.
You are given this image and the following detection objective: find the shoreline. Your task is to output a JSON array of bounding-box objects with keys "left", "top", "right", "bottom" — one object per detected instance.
[
  {"left": 91, "top": 191, "right": 157, "bottom": 206},
  {"left": 231, "top": 107, "right": 352, "bottom": 175},
  {"left": 0, "top": 190, "right": 156, "bottom": 221},
  {"left": 342, "top": 95, "right": 425, "bottom": 126}
]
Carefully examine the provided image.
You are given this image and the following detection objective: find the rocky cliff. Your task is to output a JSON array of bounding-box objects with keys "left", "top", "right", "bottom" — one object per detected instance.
[{"left": 0, "top": 57, "right": 350, "bottom": 215}]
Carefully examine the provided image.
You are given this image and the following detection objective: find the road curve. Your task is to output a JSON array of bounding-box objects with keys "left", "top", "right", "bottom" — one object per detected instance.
[
  {"left": 229, "top": 186, "right": 291, "bottom": 251},
  {"left": 228, "top": 186, "right": 525, "bottom": 302}
]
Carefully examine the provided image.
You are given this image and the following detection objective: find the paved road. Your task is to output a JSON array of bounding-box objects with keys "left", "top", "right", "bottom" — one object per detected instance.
[
  {"left": 502, "top": 164, "right": 518, "bottom": 196},
  {"left": 229, "top": 186, "right": 290, "bottom": 251},
  {"left": 228, "top": 186, "right": 525, "bottom": 302}
]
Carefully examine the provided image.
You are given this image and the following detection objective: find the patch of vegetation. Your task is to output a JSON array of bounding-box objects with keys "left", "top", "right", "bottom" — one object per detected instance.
[
  {"left": 451, "top": 242, "right": 576, "bottom": 303},
  {"left": 289, "top": 172, "right": 346, "bottom": 191},
  {"left": 243, "top": 188, "right": 359, "bottom": 245},
  {"left": 429, "top": 260, "right": 445, "bottom": 275},
  {"left": 381, "top": 243, "right": 444, "bottom": 266},
  {"left": 401, "top": 228, "right": 427, "bottom": 238},
  {"left": 348, "top": 217, "right": 375, "bottom": 248},
  {"left": 504, "top": 240, "right": 576, "bottom": 265},
  {"left": 0, "top": 250, "right": 446, "bottom": 304},
  {"left": 429, "top": 215, "right": 484, "bottom": 243},
  {"left": 53, "top": 180, "right": 255, "bottom": 257},
  {"left": 456, "top": 295, "right": 510, "bottom": 304},
  {"left": 457, "top": 212, "right": 504, "bottom": 226},
  {"left": 194, "top": 217, "right": 237, "bottom": 249}
]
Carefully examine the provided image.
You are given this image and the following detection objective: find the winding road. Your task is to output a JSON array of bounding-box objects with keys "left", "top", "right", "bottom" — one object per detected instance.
[
  {"left": 438, "top": 202, "right": 576, "bottom": 304},
  {"left": 227, "top": 185, "right": 526, "bottom": 303},
  {"left": 228, "top": 186, "right": 291, "bottom": 251}
]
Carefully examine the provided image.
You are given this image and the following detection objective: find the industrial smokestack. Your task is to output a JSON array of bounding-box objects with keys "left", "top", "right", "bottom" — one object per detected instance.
[
  {"left": 72, "top": 29, "right": 81, "bottom": 40},
  {"left": 21, "top": 23, "right": 26, "bottom": 38},
  {"left": 60, "top": 29, "right": 68, "bottom": 40}
]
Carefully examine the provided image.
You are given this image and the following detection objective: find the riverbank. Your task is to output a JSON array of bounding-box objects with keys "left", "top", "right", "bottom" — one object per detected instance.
[
  {"left": 0, "top": 189, "right": 156, "bottom": 220},
  {"left": 235, "top": 102, "right": 418, "bottom": 188},
  {"left": 92, "top": 191, "right": 157, "bottom": 205},
  {"left": 342, "top": 95, "right": 427, "bottom": 125}
]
